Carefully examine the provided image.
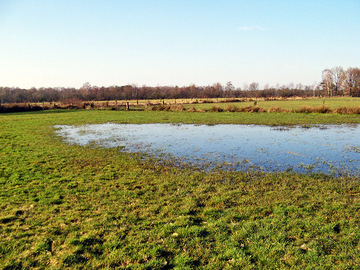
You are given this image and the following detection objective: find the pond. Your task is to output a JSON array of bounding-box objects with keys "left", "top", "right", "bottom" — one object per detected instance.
[{"left": 54, "top": 123, "right": 360, "bottom": 175}]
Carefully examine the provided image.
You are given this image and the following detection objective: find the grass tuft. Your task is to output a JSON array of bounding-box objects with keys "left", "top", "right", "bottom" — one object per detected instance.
[
  {"left": 295, "top": 105, "right": 332, "bottom": 113},
  {"left": 334, "top": 106, "right": 360, "bottom": 114},
  {"left": 210, "top": 106, "right": 223, "bottom": 112}
]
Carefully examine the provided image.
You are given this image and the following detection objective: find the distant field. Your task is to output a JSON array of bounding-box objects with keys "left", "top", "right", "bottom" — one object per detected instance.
[
  {"left": 2, "top": 97, "right": 360, "bottom": 115},
  {"left": 13, "top": 96, "right": 360, "bottom": 109},
  {"left": 1, "top": 110, "right": 360, "bottom": 269},
  {"left": 179, "top": 97, "right": 360, "bottom": 110},
  {"left": 95, "top": 97, "right": 360, "bottom": 110}
]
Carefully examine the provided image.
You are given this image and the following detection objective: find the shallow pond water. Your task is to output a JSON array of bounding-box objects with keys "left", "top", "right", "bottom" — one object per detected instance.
[{"left": 54, "top": 123, "right": 360, "bottom": 175}]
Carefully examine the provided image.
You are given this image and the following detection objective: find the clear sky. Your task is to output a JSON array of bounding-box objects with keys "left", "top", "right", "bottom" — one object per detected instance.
[{"left": 1, "top": 0, "right": 359, "bottom": 89}]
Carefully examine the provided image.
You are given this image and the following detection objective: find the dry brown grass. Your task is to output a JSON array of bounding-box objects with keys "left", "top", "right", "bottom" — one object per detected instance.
[
  {"left": 334, "top": 107, "right": 360, "bottom": 114},
  {"left": 210, "top": 106, "right": 223, "bottom": 112},
  {"left": 224, "top": 105, "right": 238, "bottom": 112},
  {"left": 187, "top": 107, "right": 198, "bottom": 112},
  {"left": 237, "top": 106, "right": 267, "bottom": 113},
  {"left": 268, "top": 106, "right": 289, "bottom": 113},
  {"left": 295, "top": 106, "right": 332, "bottom": 113}
]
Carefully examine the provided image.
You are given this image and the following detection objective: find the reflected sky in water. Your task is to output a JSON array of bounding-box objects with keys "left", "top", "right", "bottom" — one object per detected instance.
[{"left": 54, "top": 123, "right": 360, "bottom": 175}]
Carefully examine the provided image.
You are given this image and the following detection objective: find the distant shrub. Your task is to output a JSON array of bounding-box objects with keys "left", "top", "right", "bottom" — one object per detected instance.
[
  {"left": 334, "top": 107, "right": 360, "bottom": 114},
  {"left": 252, "top": 106, "right": 266, "bottom": 113},
  {"left": 237, "top": 106, "right": 250, "bottom": 112},
  {"left": 296, "top": 106, "right": 313, "bottom": 113},
  {"left": 350, "top": 107, "right": 360, "bottom": 114},
  {"left": 238, "top": 106, "right": 267, "bottom": 113},
  {"left": 268, "top": 106, "right": 288, "bottom": 113},
  {"left": 334, "top": 107, "right": 350, "bottom": 114},
  {"left": 156, "top": 105, "right": 170, "bottom": 111},
  {"left": 220, "top": 98, "right": 241, "bottom": 103},
  {"left": 314, "top": 105, "right": 332, "bottom": 113},
  {"left": 295, "top": 105, "right": 332, "bottom": 114},
  {"left": 210, "top": 106, "right": 223, "bottom": 112},
  {"left": 225, "top": 105, "right": 238, "bottom": 112},
  {"left": 170, "top": 105, "right": 185, "bottom": 111},
  {"left": 187, "top": 107, "right": 198, "bottom": 112}
]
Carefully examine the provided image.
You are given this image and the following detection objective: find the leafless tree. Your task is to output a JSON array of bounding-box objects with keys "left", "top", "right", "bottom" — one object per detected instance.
[
  {"left": 321, "top": 69, "right": 333, "bottom": 96},
  {"left": 331, "top": 66, "right": 346, "bottom": 95},
  {"left": 225, "top": 81, "right": 235, "bottom": 92},
  {"left": 249, "top": 82, "right": 259, "bottom": 91},
  {"left": 344, "top": 67, "right": 360, "bottom": 96}
]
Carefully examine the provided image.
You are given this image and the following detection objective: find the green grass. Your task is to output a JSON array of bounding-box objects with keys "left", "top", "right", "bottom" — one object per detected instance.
[
  {"left": 5, "top": 109, "right": 360, "bottom": 126},
  {"left": 1, "top": 110, "right": 360, "bottom": 269}
]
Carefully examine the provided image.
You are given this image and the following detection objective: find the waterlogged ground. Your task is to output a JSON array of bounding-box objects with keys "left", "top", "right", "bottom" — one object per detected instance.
[
  {"left": 55, "top": 123, "right": 360, "bottom": 175},
  {"left": 3, "top": 111, "right": 360, "bottom": 269}
]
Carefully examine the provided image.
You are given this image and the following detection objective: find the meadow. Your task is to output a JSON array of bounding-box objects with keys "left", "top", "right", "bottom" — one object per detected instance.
[
  {"left": 1, "top": 109, "right": 360, "bottom": 269},
  {"left": 2, "top": 96, "right": 360, "bottom": 114}
]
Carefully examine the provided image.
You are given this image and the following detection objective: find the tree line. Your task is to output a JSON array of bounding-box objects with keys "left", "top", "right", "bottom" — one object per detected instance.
[
  {"left": 1, "top": 67, "right": 359, "bottom": 104},
  {"left": 321, "top": 67, "right": 360, "bottom": 97}
]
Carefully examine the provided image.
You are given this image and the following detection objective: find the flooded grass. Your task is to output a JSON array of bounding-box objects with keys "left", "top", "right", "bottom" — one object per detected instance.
[
  {"left": 1, "top": 110, "right": 360, "bottom": 269},
  {"left": 55, "top": 123, "right": 360, "bottom": 176}
]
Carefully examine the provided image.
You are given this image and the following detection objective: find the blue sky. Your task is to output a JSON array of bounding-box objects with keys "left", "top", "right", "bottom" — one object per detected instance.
[{"left": 1, "top": 0, "right": 359, "bottom": 88}]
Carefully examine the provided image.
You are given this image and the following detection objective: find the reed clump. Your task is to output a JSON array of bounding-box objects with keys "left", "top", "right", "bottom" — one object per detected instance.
[
  {"left": 224, "top": 105, "right": 238, "bottom": 112},
  {"left": 210, "top": 106, "right": 223, "bottom": 112},
  {"left": 314, "top": 105, "right": 332, "bottom": 113},
  {"left": 187, "top": 107, "right": 198, "bottom": 112},
  {"left": 237, "top": 106, "right": 267, "bottom": 113},
  {"left": 295, "top": 105, "right": 332, "bottom": 113},
  {"left": 170, "top": 105, "right": 186, "bottom": 111},
  {"left": 334, "top": 107, "right": 360, "bottom": 114},
  {"left": 268, "top": 106, "right": 289, "bottom": 113}
]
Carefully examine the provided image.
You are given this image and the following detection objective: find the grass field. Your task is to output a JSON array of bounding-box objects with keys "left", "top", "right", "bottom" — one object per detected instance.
[
  {"left": 1, "top": 110, "right": 360, "bottom": 269},
  {"left": 6, "top": 97, "right": 360, "bottom": 113},
  {"left": 104, "top": 97, "right": 360, "bottom": 110}
]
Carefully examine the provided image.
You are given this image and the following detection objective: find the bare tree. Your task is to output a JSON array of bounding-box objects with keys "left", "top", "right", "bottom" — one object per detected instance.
[
  {"left": 312, "top": 81, "right": 319, "bottom": 97},
  {"left": 321, "top": 69, "right": 333, "bottom": 96},
  {"left": 225, "top": 81, "right": 235, "bottom": 92},
  {"left": 344, "top": 67, "right": 360, "bottom": 96},
  {"left": 249, "top": 82, "right": 259, "bottom": 91},
  {"left": 331, "top": 66, "right": 346, "bottom": 95}
]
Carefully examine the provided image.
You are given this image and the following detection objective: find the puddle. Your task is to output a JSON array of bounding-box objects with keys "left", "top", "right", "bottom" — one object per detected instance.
[{"left": 54, "top": 123, "right": 360, "bottom": 175}]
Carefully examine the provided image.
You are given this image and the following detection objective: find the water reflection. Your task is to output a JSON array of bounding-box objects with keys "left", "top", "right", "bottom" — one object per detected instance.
[{"left": 54, "top": 123, "right": 360, "bottom": 175}]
